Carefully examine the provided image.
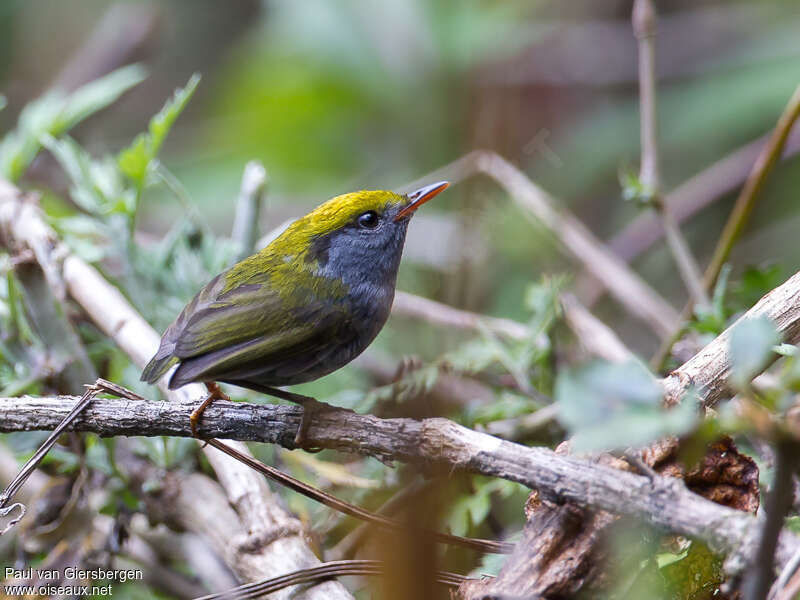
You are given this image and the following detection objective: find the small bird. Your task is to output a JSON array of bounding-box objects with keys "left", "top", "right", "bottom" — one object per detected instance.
[{"left": 141, "top": 181, "right": 449, "bottom": 443}]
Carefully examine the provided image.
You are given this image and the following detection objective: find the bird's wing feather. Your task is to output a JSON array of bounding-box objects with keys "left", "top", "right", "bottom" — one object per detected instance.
[{"left": 164, "top": 273, "right": 352, "bottom": 386}]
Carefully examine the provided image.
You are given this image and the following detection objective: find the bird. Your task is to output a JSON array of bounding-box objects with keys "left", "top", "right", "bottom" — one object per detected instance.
[{"left": 141, "top": 180, "right": 450, "bottom": 444}]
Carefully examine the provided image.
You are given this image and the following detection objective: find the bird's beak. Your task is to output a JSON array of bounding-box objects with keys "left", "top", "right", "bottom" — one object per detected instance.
[{"left": 395, "top": 181, "right": 449, "bottom": 221}]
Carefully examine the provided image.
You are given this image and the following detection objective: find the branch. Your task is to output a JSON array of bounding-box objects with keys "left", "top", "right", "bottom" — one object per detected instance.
[
  {"left": 633, "top": 0, "right": 660, "bottom": 192},
  {"left": 663, "top": 269, "right": 800, "bottom": 408},
  {"left": 0, "top": 391, "right": 795, "bottom": 574},
  {"left": 703, "top": 84, "right": 800, "bottom": 291},
  {"left": 560, "top": 293, "right": 635, "bottom": 363},
  {"left": 633, "top": 0, "right": 708, "bottom": 308},
  {"left": 400, "top": 151, "right": 679, "bottom": 337},
  {"left": 392, "top": 290, "right": 533, "bottom": 341}
]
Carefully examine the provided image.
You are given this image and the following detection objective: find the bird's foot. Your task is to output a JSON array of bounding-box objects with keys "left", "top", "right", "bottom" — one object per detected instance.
[
  {"left": 190, "top": 382, "right": 230, "bottom": 438},
  {"left": 294, "top": 397, "right": 328, "bottom": 452}
]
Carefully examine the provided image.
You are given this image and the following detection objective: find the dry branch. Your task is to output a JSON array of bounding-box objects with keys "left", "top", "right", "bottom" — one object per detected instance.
[
  {"left": 560, "top": 293, "right": 635, "bottom": 363},
  {"left": 392, "top": 290, "right": 533, "bottom": 341},
  {"left": 663, "top": 269, "right": 800, "bottom": 408},
  {"left": 474, "top": 151, "right": 679, "bottom": 337}
]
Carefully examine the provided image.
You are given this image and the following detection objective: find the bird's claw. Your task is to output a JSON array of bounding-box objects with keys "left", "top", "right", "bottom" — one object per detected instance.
[{"left": 190, "top": 382, "right": 230, "bottom": 439}]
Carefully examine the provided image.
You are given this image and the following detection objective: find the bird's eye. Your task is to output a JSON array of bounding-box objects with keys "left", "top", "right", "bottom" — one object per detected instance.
[{"left": 357, "top": 211, "right": 380, "bottom": 229}]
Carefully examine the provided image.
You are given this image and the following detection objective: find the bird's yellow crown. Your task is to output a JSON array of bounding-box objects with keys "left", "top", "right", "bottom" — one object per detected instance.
[
  {"left": 284, "top": 190, "right": 405, "bottom": 245},
  {"left": 222, "top": 190, "right": 405, "bottom": 292}
]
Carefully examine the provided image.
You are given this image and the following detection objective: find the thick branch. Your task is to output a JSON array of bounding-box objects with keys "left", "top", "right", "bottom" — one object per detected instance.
[{"left": 0, "top": 392, "right": 796, "bottom": 572}]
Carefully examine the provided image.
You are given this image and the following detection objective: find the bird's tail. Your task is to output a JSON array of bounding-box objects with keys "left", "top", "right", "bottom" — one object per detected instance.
[{"left": 140, "top": 353, "right": 179, "bottom": 384}]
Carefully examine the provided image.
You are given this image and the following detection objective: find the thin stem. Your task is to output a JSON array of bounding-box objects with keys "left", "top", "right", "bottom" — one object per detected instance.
[
  {"left": 205, "top": 439, "right": 514, "bottom": 555},
  {"left": 658, "top": 202, "right": 710, "bottom": 308},
  {"left": 634, "top": 0, "right": 708, "bottom": 308},
  {"left": 193, "top": 560, "right": 469, "bottom": 600},
  {"left": 744, "top": 442, "right": 800, "bottom": 600},
  {"left": 652, "top": 83, "right": 800, "bottom": 367},
  {"left": 633, "top": 0, "right": 660, "bottom": 191},
  {"left": 230, "top": 161, "right": 268, "bottom": 264},
  {"left": 704, "top": 84, "right": 800, "bottom": 291}
]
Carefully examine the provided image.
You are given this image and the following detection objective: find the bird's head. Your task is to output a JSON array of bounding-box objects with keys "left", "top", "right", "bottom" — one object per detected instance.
[{"left": 271, "top": 181, "right": 449, "bottom": 289}]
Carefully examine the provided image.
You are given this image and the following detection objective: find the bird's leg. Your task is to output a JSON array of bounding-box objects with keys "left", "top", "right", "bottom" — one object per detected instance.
[
  {"left": 254, "top": 386, "right": 330, "bottom": 450},
  {"left": 190, "top": 382, "right": 230, "bottom": 437}
]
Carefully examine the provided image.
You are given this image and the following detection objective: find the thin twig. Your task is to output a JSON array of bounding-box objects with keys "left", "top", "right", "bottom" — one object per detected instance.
[
  {"left": 51, "top": 4, "right": 158, "bottom": 92},
  {"left": 703, "top": 84, "right": 800, "bottom": 292},
  {"left": 392, "top": 290, "right": 534, "bottom": 342},
  {"left": 474, "top": 151, "right": 679, "bottom": 337},
  {"left": 652, "top": 83, "right": 800, "bottom": 367},
  {"left": 193, "top": 560, "right": 470, "bottom": 600},
  {"left": 658, "top": 205, "right": 710, "bottom": 307},
  {"left": 633, "top": 0, "right": 661, "bottom": 193},
  {"left": 0, "top": 378, "right": 140, "bottom": 534},
  {"left": 744, "top": 442, "right": 800, "bottom": 600},
  {"left": 633, "top": 0, "right": 708, "bottom": 308},
  {"left": 560, "top": 293, "right": 635, "bottom": 363},
  {"left": 205, "top": 439, "right": 513, "bottom": 555}
]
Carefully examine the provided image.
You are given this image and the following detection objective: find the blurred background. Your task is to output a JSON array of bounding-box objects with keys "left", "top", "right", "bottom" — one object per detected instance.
[
  {"left": 3, "top": 1, "right": 800, "bottom": 597},
  {"left": 3, "top": 0, "right": 800, "bottom": 356}
]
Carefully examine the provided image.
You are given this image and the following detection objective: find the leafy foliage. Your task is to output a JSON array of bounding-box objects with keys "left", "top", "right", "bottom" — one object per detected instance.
[
  {"left": 555, "top": 360, "right": 698, "bottom": 452},
  {"left": 118, "top": 73, "right": 200, "bottom": 197},
  {"left": 0, "top": 65, "right": 146, "bottom": 181},
  {"left": 728, "top": 316, "right": 781, "bottom": 390}
]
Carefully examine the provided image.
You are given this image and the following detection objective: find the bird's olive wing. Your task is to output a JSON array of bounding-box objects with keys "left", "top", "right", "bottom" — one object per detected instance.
[
  {"left": 167, "top": 279, "right": 353, "bottom": 386},
  {"left": 172, "top": 278, "right": 345, "bottom": 361}
]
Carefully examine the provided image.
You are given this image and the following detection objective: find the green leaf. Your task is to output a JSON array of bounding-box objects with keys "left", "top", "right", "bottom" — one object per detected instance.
[
  {"left": 555, "top": 360, "right": 698, "bottom": 451},
  {"left": 691, "top": 264, "right": 731, "bottom": 335},
  {"left": 618, "top": 166, "right": 656, "bottom": 207},
  {"left": 731, "top": 264, "right": 785, "bottom": 311},
  {"left": 118, "top": 73, "right": 200, "bottom": 188},
  {"left": 729, "top": 316, "right": 780, "bottom": 389},
  {"left": 0, "top": 64, "right": 146, "bottom": 181},
  {"left": 774, "top": 343, "right": 798, "bottom": 357},
  {"left": 445, "top": 478, "right": 506, "bottom": 537},
  {"left": 41, "top": 134, "right": 136, "bottom": 218},
  {"left": 57, "top": 64, "right": 148, "bottom": 131}
]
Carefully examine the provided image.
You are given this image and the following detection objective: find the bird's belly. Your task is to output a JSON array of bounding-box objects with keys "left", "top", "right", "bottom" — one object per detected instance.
[{"left": 226, "top": 290, "right": 391, "bottom": 389}]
